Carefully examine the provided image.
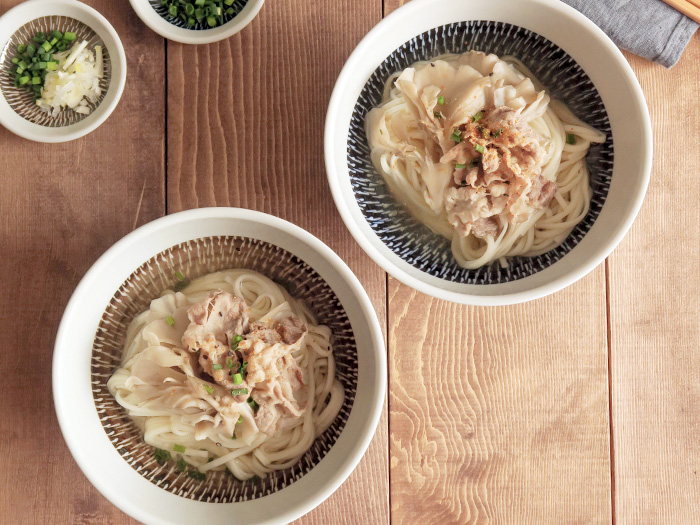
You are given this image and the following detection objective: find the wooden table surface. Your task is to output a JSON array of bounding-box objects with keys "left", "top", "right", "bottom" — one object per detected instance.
[{"left": 1, "top": 0, "right": 699, "bottom": 523}]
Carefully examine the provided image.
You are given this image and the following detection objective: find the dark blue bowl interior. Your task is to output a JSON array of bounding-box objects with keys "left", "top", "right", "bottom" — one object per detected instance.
[{"left": 347, "top": 21, "right": 614, "bottom": 285}]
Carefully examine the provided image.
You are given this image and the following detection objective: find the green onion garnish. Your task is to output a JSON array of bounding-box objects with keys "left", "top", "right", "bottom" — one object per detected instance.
[
  {"left": 237, "top": 415, "right": 243, "bottom": 424},
  {"left": 175, "top": 271, "right": 185, "bottom": 281},
  {"left": 212, "top": 364, "right": 223, "bottom": 370},
  {"left": 176, "top": 458, "right": 187, "bottom": 472},
  {"left": 154, "top": 448, "right": 171, "bottom": 464},
  {"left": 454, "top": 163, "right": 467, "bottom": 170},
  {"left": 566, "top": 133, "right": 576, "bottom": 145},
  {"left": 450, "top": 129, "right": 462, "bottom": 143},
  {"left": 165, "top": 316, "right": 175, "bottom": 326},
  {"left": 231, "top": 334, "right": 243, "bottom": 350},
  {"left": 231, "top": 388, "right": 248, "bottom": 396},
  {"left": 232, "top": 373, "right": 243, "bottom": 385},
  {"left": 474, "top": 144, "right": 485, "bottom": 154},
  {"left": 173, "top": 444, "right": 186, "bottom": 453},
  {"left": 239, "top": 361, "right": 248, "bottom": 374},
  {"left": 437, "top": 95, "right": 445, "bottom": 105},
  {"left": 203, "top": 385, "right": 214, "bottom": 394},
  {"left": 472, "top": 111, "right": 483, "bottom": 122},
  {"left": 433, "top": 111, "right": 442, "bottom": 119},
  {"left": 247, "top": 398, "right": 258, "bottom": 411},
  {"left": 187, "top": 469, "right": 206, "bottom": 481},
  {"left": 226, "top": 357, "right": 235, "bottom": 369},
  {"left": 494, "top": 128, "right": 503, "bottom": 137}
]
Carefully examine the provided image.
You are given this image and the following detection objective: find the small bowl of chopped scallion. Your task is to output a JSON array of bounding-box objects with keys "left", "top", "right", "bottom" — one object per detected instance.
[
  {"left": 129, "top": 0, "right": 265, "bottom": 44},
  {"left": 0, "top": 0, "right": 126, "bottom": 142}
]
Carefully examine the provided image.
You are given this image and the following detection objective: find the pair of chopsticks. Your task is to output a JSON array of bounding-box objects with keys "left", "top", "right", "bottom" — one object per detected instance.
[{"left": 661, "top": 0, "right": 700, "bottom": 24}]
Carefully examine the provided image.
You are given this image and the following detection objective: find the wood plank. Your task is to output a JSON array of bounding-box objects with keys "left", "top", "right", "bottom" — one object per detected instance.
[
  {"left": 0, "top": 1, "right": 165, "bottom": 523},
  {"left": 389, "top": 270, "right": 611, "bottom": 523},
  {"left": 166, "top": 1, "right": 389, "bottom": 523},
  {"left": 609, "top": 41, "right": 700, "bottom": 523}
]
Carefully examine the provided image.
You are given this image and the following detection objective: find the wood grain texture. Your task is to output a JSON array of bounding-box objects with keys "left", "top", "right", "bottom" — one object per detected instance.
[
  {"left": 166, "top": 1, "right": 389, "bottom": 523},
  {"left": 608, "top": 41, "right": 700, "bottom": 524},
  {"left": 388, "top": 270, "right": 612, "bottom": 524},
  {"left": 0, "top": 1, "right": 165, "bottom": 523}
]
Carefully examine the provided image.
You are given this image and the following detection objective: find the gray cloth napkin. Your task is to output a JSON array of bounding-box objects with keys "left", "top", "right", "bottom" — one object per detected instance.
[{"left": 561, "top": 0, "right": 698, "bottom": 67}]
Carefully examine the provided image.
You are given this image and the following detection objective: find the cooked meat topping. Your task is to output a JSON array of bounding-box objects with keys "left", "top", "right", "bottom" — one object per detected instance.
[
  {"left": 442, "top": 106, "right": 553, "bottom": 236},
  {"left": 181, "top": 292, "right": 309, "bottom": 435}
]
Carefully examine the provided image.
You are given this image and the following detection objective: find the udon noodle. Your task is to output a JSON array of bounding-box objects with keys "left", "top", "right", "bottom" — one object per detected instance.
[
  {"left": 107, "top": 269, "right": 344, "bottom": 481},
  {"left": 366, "top": 51, "right": 606, "bottom": 269}
]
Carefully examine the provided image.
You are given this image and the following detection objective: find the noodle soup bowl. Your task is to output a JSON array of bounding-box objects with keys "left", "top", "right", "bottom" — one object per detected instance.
[
  {"left": 325, "top": 0, "right": 652, "bottom": 305},
  {"left": 53, "top": 208, "right": 385, "bottom": 525}
]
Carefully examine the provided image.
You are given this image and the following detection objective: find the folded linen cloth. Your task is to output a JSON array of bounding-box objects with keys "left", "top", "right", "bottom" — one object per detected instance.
[{"left": 561, "top": 0, "right": 698, "bottom": 67}]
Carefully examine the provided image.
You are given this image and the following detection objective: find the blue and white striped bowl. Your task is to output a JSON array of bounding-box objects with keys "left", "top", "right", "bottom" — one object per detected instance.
[{"left": 325, "top": 0, "right": 652, "bottom": 305}]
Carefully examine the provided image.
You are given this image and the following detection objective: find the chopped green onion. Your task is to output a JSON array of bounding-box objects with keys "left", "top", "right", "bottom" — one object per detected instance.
[
  {"left": 433, "top": 111, "right": 442, "bottom": 119},
  {"left": 16, "top": 44, "right": 26, "bottom": 54},
  {"left": 231, "top": 433, "right": 237, "bottom": 440},
  {"left": 165, "top": 315, "right": 175, "bottom": 326},
  {"left": 169, "top": 5, "right": 178, "bottom": 16},
  {"left": 226, "top": 357, "right": 235, "bottom": 369},
  {"left": 437, "top": 95, "right": 445, "bottom": 105},
  {"left": 237, "top": 415, "right": 243, "bottom": 424},
  {"left": 206, "top": 15, "right": 217, "bottom": 26},
  {"left": 63, "top": 31, "right": 76, "bottom": 41},
  {"left": 176, "top": 458, "right": 187, "bottom": 471},
  {"left": 18, "top": 75, "right": 30, "bottom": 85},
  {"left": 450, "top": 129, "right": 462, "bottom": 143},
  {"left": 472, "top": 111, "right": 483, "bottom": 122},
  {"left": 232, "top": 373, "right": 243, "bottom": 385},
  {"left": 247, "top": 398, "right": 258, "bottom": 411},
  {"left": 154, "top": 448, "right": 171, "bottom": 464},
  {"left": 454, "top": 163, "right": 467, "bottom": 170},
  {"left": 566, "top": 133, "right": 576, "bottom": 145},
  {"left": 494, "top": 128, "right": 503, "bottom": 137},
  {"left": 203, "top": 385, "right": 214, "bottom": 394},
  {"left": 31, "top": 76, "right": 41, "bottom": 85},
  {"left": 474, "top": 144, "right": 485, "bottom": 154},
  {"left": 188, "top": 469, "right": 206, "bottom": 481},
  {"left": 41, "top": 41, "right": 52, "bottom": 52},
  {"left": 231, "top": 333, "right": 243, "bottom": 350},
  {"left": 46, "top": 62, "right": 57, "bottom": 71},
  {"left": 231, "top": 388, "right": 248, "bottom": 396},
  {"left": 239, "top": 361, "right": 248, "bottom": 374},
  {"left": 173, "top": 444, "right": 186, "bottom": 453},
  {"left": 212, "top": 363, "right": 223, "bottom": 370}
]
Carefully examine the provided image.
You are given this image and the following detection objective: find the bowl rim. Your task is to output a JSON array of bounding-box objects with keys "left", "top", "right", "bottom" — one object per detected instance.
[
  {"left": 324, "top": 0, "right": 653, "bottom": 306},
  {"left": 52, "top": 207, "right": 387, "bottom": 525},
  {"left": 0, "top": 0, "right": 127, "bottom": 143},
  {"left": 128, "top": 0, "right": 265, "bottom": 44}
]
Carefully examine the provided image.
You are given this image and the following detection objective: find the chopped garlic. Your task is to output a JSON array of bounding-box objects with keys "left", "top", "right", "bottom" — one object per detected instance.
[{"left": 36, "top": 40, "right": 102, "bottom": 117}]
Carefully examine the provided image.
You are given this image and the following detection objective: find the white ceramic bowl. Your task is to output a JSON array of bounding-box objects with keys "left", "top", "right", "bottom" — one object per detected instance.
[
  {"left": 53, "top": 208, "right": 386, "bottom": 525},
  {"left": 325, "top": 0, "right": 652, "bottom": 306},
  {"left": 0, "top": 0, "right": 126, "bottom": 142},
  {"left": 129, "top": 0, "right": 265, "bottom": 44}
]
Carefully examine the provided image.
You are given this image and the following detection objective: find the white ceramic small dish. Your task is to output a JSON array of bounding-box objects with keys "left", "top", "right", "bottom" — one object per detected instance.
[
  {"left": 0, "top": 0, "right": 126, "bottom": 142},
  {"left": 53, "top": 208, "right": 386, "bottom": 525},
  {"left": 325, "top": 0, "right": 652, "bottom": 306},
  {"left": 129, "top": 0, "right": 265, "bottom": 44}
]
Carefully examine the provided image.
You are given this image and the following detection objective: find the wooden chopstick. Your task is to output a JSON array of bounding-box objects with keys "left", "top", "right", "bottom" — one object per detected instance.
[{"left": 661, "top": 0, "right": 700, "bottom": 24}]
